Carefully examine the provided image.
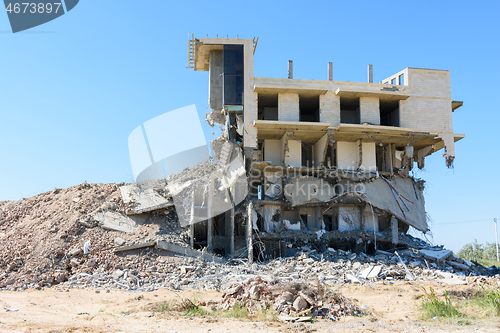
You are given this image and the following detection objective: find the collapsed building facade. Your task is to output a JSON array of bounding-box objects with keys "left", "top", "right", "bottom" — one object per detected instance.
[
  {"left": 124, "top": 36, "right": 464, "bottom": 262},
  {"left": 181, "top": 36, "right": 465, "bottom": 261}
]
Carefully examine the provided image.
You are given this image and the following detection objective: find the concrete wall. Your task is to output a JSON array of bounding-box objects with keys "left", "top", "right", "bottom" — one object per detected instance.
[
  {"left": 285, "top": 140, "right": 301, "bottom": 167},
  {"left": 336, "top": 141, "right": 358, "bottom": 169},
  {"left": 360, "top": 97, "right": 380, "bottom": 125},
  {"left": 263, "top": 139, "right": 281, "bottom": 165},
  {"left": 336, "top": 141, "right": 376, "bottom": 171},
  {"left": 242, "top": 40, "right": 257, "bottom": 148},
  {"left": 279, "top": 93, "right": 300, "bottom": 121},
  {"left": 360, "top": 142, "right": 376, "bottom": 171},
  {"left": 209, "top": 50, "right": 223, "bottom": 111},
  {"left": 400, "top": 68, "right": 453, "bottom": 133}
]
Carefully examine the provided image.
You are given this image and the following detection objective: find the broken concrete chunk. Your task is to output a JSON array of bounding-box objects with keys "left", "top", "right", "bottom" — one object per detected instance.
[
  {"left": 299, "top": 292, "right": 315, "bottom": 306},
  {"left": 293, "top": 296, "right": 308, "bottom": 311},
  {"left": 120, "top": 179, "right": 173, "bottom": 215},
  {"left": 155, "top": 240, "right": 224, "bottom": 264},
  {"left": 180, "top": 266, "right": 195, "bottom": 275},
  {"left": 93, "top": 212, "right": 138, "bottom": 233},
  {"left": 112, "top": 269, "right": 125, "bottom": 280},
  {"left": 345, "top": 274, "right": 361, "bottom": 284},
  {"left": 358, "top": 265, "right": 382, "bottom": 279},
  {"left": 420, "top": 249, "right": 453, "bottom": 261},
  {"left": 114, "top": 237, "right": 126, "bottom": 246},
  {"left": 447, "top": 260, "right": 471, "bottom": 271}
]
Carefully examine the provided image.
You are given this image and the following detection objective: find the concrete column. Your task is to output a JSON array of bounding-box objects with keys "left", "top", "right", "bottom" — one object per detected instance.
[
  {"left": 207, "top": 176, "right": 214, "bottom": 252},
  {"left": 391, "top": 215, "right": 398, "bottom": 245},
  {"left": 368, "top": 64, "right": 373, "bottom": 83},
  {"left": 288, "top": 60, "right": 293, "bottom": 79},
  {"left": 247, "top": 202, "right": 254, "bottom": 264},
  {"left": 328, "top": 62, "right": 333, "bottom": 81},
  {"left": 229, "top": 207, "right": 235, "bottom": 257},
  {"left": 359, "top": 97, "right": 380, "bottom": 125}
]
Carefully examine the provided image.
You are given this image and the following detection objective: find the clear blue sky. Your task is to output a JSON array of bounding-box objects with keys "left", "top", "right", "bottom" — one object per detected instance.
[{"left": 1, "top": 1, "right": 499, "bottom": 253}]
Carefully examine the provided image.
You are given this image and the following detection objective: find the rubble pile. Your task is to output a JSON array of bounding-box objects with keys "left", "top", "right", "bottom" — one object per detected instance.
[
  {"left": 218, "top": 276, "right": 363, "bottom": 321},
  {"left": 0, "top": 182, "right": 499, "bottom": 294},
  {"left": 0, "top": 182, "right": 184, "bottom": 290}
]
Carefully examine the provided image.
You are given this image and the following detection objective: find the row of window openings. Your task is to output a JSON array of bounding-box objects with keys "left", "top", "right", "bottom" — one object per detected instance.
[
  {"left": 207, "top": 213, "right": 393, "bottom": 235},
  {"left": 383, "top": 73, "right": 405, "bottom": 85},
  {"left": 257, "top": 93, "right": 400, "bottom": 127}
]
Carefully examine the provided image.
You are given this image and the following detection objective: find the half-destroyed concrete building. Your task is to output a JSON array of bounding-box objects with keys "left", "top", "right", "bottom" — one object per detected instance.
[{"left": 179, "top": 36, "right": 464, "bottom": 260}]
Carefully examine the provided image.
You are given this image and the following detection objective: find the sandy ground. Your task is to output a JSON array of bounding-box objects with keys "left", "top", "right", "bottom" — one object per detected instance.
[{"left": 0, "top": 282, "right": 498, "bottom": 333}]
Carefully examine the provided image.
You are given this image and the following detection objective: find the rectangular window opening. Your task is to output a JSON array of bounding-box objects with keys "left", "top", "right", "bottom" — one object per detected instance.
[
  {"left": 398, "top": 74, "right": 405, "bottom": 85},
  {"left": 223, "top": 44, "right": 244, "bottom": 106},
  {"left": 323, "top": 214, "right": 338, "bottom": 231},
  {"left": 340, "top": 97, "right": 360, "bottom": 124},
  {"left": 380, "top": 100, "right": 400, "bottom": 127},
  {"left": 299, "top": 94, "right": 320, "bottom": 122},
  {"left": 257, "top": 93, "right": 278, "bottom": 120}
]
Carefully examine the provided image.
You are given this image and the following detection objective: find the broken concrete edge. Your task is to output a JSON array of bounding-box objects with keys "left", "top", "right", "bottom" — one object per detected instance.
[
  {"left": 125, "top": 202, "right": 174, "bottom": 215},
  {"left": 113, "top": 240, "right": 224, "bottom": 264}
]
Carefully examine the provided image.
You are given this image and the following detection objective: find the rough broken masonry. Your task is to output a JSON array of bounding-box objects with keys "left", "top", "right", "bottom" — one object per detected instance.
[{"left": 1, "top": 36, "right": 498, "bottom": 318}]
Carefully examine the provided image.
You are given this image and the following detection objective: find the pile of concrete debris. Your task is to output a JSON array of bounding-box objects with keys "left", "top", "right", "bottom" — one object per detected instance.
[
  {"left": 218, "top": 276, "right": 364, "bottom": 321},
  {"left": 0, "top": 182, "right": 499, "bottom": 293}
]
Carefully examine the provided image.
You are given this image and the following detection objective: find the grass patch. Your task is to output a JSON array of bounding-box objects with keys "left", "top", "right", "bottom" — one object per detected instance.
[
  {"left": 420, "top": 287, "right": 465, "bottom": 319},
  {"left": 149, "top": 297, "right": 277, "bottom": 321},
  {"left": 471, "top": 285, "right": 500, "bottom": 317}
]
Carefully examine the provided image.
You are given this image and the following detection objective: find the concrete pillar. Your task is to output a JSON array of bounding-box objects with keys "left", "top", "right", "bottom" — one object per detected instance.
[
  {"left": 368, "top": 64, "right": 373, "bottom": 83},
  {"left": 359, "top": 97, "right": 380, "bottom": 125},
  {"left": 247, "top": 202, "right": 254, "bottom": 264},
  {"left": 288, "top": 60, "right": 293, "bottom": 79},
  {"left": 391, "top": 215, "right": 398, "bottom": 245},
  {"left": 229, "top": 207, "right": 235, "bottom": 257},
  {"left": 207, "top": 176, "right": 215, "bottom": 252},
  {"left": 328, "top": 62, "right": 333, "bottom": 81}
]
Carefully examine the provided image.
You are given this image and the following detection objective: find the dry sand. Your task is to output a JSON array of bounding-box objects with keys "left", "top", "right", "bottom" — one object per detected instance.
[{"left": 1, "top": 281, "right": 498, "bottom": 332}]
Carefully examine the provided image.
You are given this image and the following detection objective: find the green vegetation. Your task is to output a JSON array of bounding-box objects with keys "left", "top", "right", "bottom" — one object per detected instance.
[
  {"left": 457, "top": 240, "right": 500, "bottom": 267},
  {"left": 420, "top": 287, "right": 465, "bottom": 319},
  {"left": 472, "top": 285, "right": 500, "bottom": 317},
  {"left": 420, "top": 286, "right": 500, "bottom": 321},
  {"left": 149, "top": 297, "right": 277, "bottom": 321}
]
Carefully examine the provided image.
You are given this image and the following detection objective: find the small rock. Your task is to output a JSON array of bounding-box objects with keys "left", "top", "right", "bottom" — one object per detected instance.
[
  {"left": 69, "top": 248, "right": 83, "bottom": 258},
  {"left": 180, "top": 266, "right": 195, "bottom": 275},
  {"left": 70, "top": 258, "right": 81, "bottom": 267},
  {"left": 114, "top": 237, "right": 126, "bottom": 246},
  {"left": 112, "top": 269, "right": 125, "bottom": 280},
  {"left": 5, "top": 279, "right": 16, "bottom": 285},
  {"left": 86, "top": 258, "right": 97, "bottom": 268},
  {"left": 292, "top": 296, "right": 308, "bottom": 311}
]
